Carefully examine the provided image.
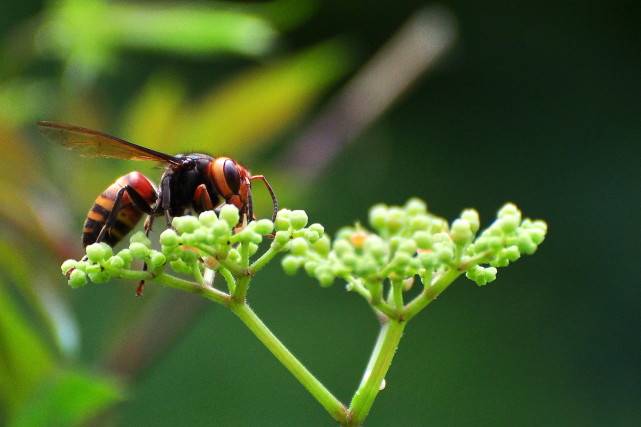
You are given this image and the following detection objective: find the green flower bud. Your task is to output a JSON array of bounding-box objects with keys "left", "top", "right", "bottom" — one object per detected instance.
[
  {"left": 107, "top": 255, "right": 125, "bottom": 270},
  {"left": 355, "top": 257, "right": 378, "bottom": 277},
  {"left": 304, "top": 260, "right": 319, "bottom": 276},
  {"left": 461, "top": 209, "right": 480, "bottom": 233},
  {"left": 212, "top": 220, "right": 231, "bottom": 239},
  {"left": 274, "top": 230, "right": 291, "bottom": 247},
  {"left": 159, "top": 229, "right": 180, "bottom": 247},
  {"left": 364, "top": 235, "right": 387, "bottom": 260},
  {"left": 503, "top": 245, "right": 521, "bottom": 262},
  {"left": 516, "top": 232, "right": 537, "bottom": 255},
  {"left": 341, "top": 253, "right": 359, "bottom": 269},
  {"left": 386, "top": 207, "right": 405, "bottom": 233},
  {"left": 68, "top": 269, "right": 87, "bottom": 288},
  {"left": 274, "top": 209, "right": 292, "bottom": 231},
  {"left": 220, "top": 205, "right": 240, "bottom": 228},
  {"left": 309, "top": 223, "right": 325, "bottom": 236},
  {"left": 451, "top": 219, "right": 473, "bottom": 245},
  {"left": 228, "top": 248, "right": 241, "bottom": 263},
  {"left": 413, "top": 231, "right": 432, "bottom": 249},
  {"left": 334, "top": 240, "right": 353, "bottom": 257},
  {"left": 149, "top": 250, "right": 166, "bottom": 269},
  {"left": 247, "top": 242, "right": 259, "bottom": 256},
  {"left": 291, "top": 238, "right": 309, "bottom": 256},
  {"left": 172, "top": 216, "right": 200, "bottom": 234},
  {"left": 409, "top": 215, "right": 430, "bottom": 231},
  {"left": 282, "top": 255, "right": 302, "bottom": 275},
  {"left": 118, "top": 249, "right": 133, "bottom": 265},
  {"left": 61, "top": 259, "right": 77, "bottom": 275},
  {"left": 304, "top": 229, "right": 320, "bottom": 243},
  {"left": 430, "top": 218, "right": 449, "bottom": 233},
  {"left": 418, "top": 251, "right": 437, "bottom": 269},
  {"left": 88, "top": 270, "right": 111, "bottom": 284},
  {"left": 498, "top": 203, "right": 521, "bottom": 222},
  {"left": 84, "top": 263, "right": 101, "bottom": 274},
  {"left": 199, "top": 210, "right": 218, "bottom": 227},
  {"left": 369, "top": 204, "right": 388, "bottom": 231},
  {"left": 314, "top": 266, "right": 335, "bottom": 287},
  {"left": 170, "top": 259, "right": 191, "bottom": 274},
  {"left": 130, "top": 231, "right": 151, "bottom": 247},
  {"left": 497, "top": 216, "right": 519, "bottom": 234},
  {"left": 181, "top": 232, "right": 198, "bottom": 246},
  {"left": 313, "top": 236, "right": 331, "bottom": 256},
  {"left": 253, "top": 219, "right": 274, "bottom": 235},
  {"left": 290, "top": 210, "right": 308, "bottom": 230},
  {"left": 397, "top": 239, "right": 417, "bottom": 255},
  {"left": 179, "top": 248, "right": 198, "bottom": 263},
  {"left": 129, "top": 242, "right": 150, "bottom": 259},
  {"left": 405, "top": 198, "right": 427, "bottom": 216},
  {"left": 86, "top": 243, "right": 112, "bottom": 263}
]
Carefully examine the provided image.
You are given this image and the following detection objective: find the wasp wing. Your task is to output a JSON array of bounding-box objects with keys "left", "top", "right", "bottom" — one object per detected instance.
[{"left": 37, "top": 121, "right": 180, "bottom": 165}]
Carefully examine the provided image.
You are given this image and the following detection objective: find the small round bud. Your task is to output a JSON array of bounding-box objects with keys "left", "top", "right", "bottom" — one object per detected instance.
[
  {"left": 405, "top": 198, "right": 427, "bottom": 216},
  {"left": 290, "top": 210, "right": 308, "bottom": 230},
  {"left": 129, "top": 242, "right": 150, "bottom": 259},
  {"left": 247, "top": 242, "right": 259, "bottom": 256},
  {"left": 179, "top": 248, "right": 198, "bottom": 263},
  {"left": 274, "top": 209, "right": 292, "bottom": 231},
  {"left": 282, "top": 255, "right": 302, "bottom": 275},
  {"left": 304, "top": 229, "right": 320, "bottom": 243},
  {"left": 315, "top": 266, "right": 335, "bottom": 287},
  {"left": 498, "top": 216, "right": 519, "bottom": 234},
  {"left": 334, "top": 240, "right": 353, "bottom": 257},
  {"left": 228, "top": 249, "right": 241, "bottom": 263},
  {"left": 498, "top": 203, "right": 521, "bottom": 222},
  {"left": 68, "top": 269, "right": 87, "bottom": 288},
  {"left": 212, "top": 220, "right": 231, "bottom": 239},
  {"left": 172, "top": 216, "right": 200, "bottom": 234},
  {"left": 130, "top": 231, "right": 151, "bottom": 247},
  {"left": 220, "top": 205, "right": 240, "bottom": 228},
  {"left": 397, "top": 239, "right": 417, "bottom": 255},
  {"left": 304, "top": 260, "right": 319, "bottom": 276},
  {"left": 107, "top": 255, "right": 125, "bottom": 270},
  {"left": 413, "top": 231, "right": 432, "bottom": 250},
  {"left": 503, "top": 245, "right": 520, "bottom": 262},
  {"left": 290, "top": 238, "right": 309, "bottom": 256},
  {"left": 198, "top": 211, "right": 218, "bottom": 227},
  {"left": 461, "top": 209, "right": 480, "bottom": 233},
  {"left": 369, "top": 204, "right": 388, "bottom": 231},
  {"left": 409, "top": 215, "right": 430, "bottom": 231},
  {"left": 451, "top": 219, "right": 473, "bottom": 245},
  {"left": 418, "top": 251, "right": 437, "bottom": 269},
  {"left": 88, "top": 270, "right": 111, "bottom": 284},
  {"left": 313, "top": 236, "right": 331, "bottom": 256},
  {"left": 309, "top": 223, "right": 325, "bottom": 236},
  {"left": 170, "top": 259, "right": 191, "bottom": 274},
  {"left": 117, "top": 249, "right": 133, "bottom": 265},
  {"left": 86, "top": 243, "right": 112, "bottom": 263},
  {"left": 149, "top": 250, "right": 167, "bottom": 269},
  {"left": 516, "top": 232, "right": 537, "bottom": 255},
  {"left": 364, "top": 235, "right": 387, "bottom": 260},
  {"left": 61, "top": 259, "right": 77, "bottom": 275},
  {"left": 386, "top": 208, "right": 405, "bottom": 233},
  {"left": 253, "top": 219, "right": 274, "bottom": 235},
  {"left": 160, "top": 229, "right": 180, "bottom": 247},
  {"left": 274, "top": 230, "right": 291, "bottom": 247},
  {"left": 341, "top": 253, "right": 359, "bottom": 269}
]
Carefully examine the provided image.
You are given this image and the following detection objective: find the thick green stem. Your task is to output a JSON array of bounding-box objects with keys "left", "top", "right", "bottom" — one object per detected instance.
[
  {"left": 230, "top": 302, "right": 349, "bottom": 424},
  {"left": 348, "top": 319, "right": 406, "bottom": 426},
  {"left": 404, "top": 268, "right": 461, "bottom": 321},
  {"left": 250, "top": 245, "right": 282, "bottom": 273},
  {"left": 150, "top": 272, "right": 230, "bottom": 305}
]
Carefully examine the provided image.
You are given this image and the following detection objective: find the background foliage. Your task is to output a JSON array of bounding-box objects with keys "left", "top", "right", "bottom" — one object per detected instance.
[{"left": 0, "top": 0, "right": 639, "bottom": 426}]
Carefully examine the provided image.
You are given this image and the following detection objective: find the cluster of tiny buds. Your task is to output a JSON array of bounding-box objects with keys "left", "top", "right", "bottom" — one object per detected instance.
[
  {"left": 281, "top": 198, "right": 547, "bottom": 288},
  {"left": 61, "top": 205, "right": 327, "bottom": 288}
]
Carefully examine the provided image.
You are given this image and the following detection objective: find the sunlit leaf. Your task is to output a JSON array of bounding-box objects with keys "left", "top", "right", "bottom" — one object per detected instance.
[
  {"left": 0, "top": 280, "right": 54, "bottom": 416},
  {"left": 9, "top": 370, "right": 123, "bottom": 427},
  {"left": 178, "top": 39, "right": 354, "bottom": 157}
]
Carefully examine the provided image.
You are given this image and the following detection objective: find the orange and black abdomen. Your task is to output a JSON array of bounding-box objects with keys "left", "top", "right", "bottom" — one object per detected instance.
[{"left": 82, "top": 172, "right": 157, "bottom": 247}]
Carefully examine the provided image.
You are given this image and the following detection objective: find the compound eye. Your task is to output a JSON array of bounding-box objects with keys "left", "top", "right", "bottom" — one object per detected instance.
[{"left": 223, "top": 160, "right": 241, "bottom": 194}]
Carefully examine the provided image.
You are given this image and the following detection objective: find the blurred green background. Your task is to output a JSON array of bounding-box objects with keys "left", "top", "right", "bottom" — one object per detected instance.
[{"left": 0, "top": 0, "right": 639, "bottom": 426}]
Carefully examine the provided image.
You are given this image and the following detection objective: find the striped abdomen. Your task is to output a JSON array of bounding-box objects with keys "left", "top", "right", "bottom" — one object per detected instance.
[{"left": 82, "top": 171, "right": 157, "bottom": 247}]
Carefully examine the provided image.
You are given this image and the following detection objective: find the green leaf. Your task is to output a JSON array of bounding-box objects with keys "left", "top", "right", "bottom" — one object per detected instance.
[
  {"left": 9, "top": 370, "right": 123, "bottom": 427},
  {"left": 0, "top": 280, "right": 54, "bottom": 416}
]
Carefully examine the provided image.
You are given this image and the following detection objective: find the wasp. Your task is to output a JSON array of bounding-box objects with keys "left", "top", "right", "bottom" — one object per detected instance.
[{"left": 38, "top": 121, "right": 278, "bottom": 293}]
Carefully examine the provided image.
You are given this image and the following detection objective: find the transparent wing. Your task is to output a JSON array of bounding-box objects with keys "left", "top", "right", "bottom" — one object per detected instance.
[{"left": 37, "top": 121, "right": 180, "bottom": 165}]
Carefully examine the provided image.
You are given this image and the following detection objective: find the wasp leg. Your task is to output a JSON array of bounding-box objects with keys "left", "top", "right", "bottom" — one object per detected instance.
[
  {"left": 193, "top": 183, "right": 215, "bottom": 213},
  {"left": 95, "top": 185, "right": 155, "bottom": 244},
  {"left": 250, "top": 175, "right": 279, "bottom": 222},
  {"left": 135, "top": 215, "right": 157, "bottom": 297}
]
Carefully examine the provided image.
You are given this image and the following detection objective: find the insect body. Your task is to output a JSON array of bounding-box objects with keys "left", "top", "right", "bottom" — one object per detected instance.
[{"left": 38, "top": 121, "right": 278, "bottom": 293}]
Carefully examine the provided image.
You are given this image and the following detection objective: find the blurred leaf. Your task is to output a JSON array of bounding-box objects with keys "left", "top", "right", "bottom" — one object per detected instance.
[
  {"left": 179, "top": 39, "right": 354, "bottom": 157},
  {"left": 247, "top": 0, "right": 318, "bottom": 31},
  {"left": 0, "top": 242, "right": 79, "bottom": 358},
  {"left": 9, "top": 370, "right": 122, "bottom": 427},
  {"left": 0, "top": 280, "right": 54, "bottom": 417},
  {"left": 0, "top": 81, "right": 54, "bottom": 127},
  {"left": 0, "top": 122, "right": 41, "bottom": 185},
  {"left": 122, "top": 75, "right": 186, "bottom": 154},
  {"left": 36, "top": 0, "right": 277, "bottom": 85}
]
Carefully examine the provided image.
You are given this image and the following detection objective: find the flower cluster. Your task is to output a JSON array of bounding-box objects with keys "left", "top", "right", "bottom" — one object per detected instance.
[
  {"left": 281, "top": 198, "right": 547, "bottom": 289},
  {"left": 61, "top": 205, "right": 326, "bottom": 291}
]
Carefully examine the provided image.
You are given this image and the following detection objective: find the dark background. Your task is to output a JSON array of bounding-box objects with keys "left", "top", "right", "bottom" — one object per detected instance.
[{"left": 0, "top": 1, "right": 639, "bottom": 426}]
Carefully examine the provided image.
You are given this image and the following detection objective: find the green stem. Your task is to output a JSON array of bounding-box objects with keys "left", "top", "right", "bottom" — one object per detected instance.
[
  {"left": 250, "top": 245, "right": 282, "bottom": 273},
  {"left": 404, "top": 268, "right": 461, "bottom": 321},
  {"left": 152, "top": 272, "right": 230, "bottom": 305},
  {"left": 348, "top": 319, "right": 406, "bottom": 426},
  {"left": 229, "top": 302, "right": 349, "bottom": 424},
  {"left": 219, "top": 267, "right": 236, "bottom": 293}
]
